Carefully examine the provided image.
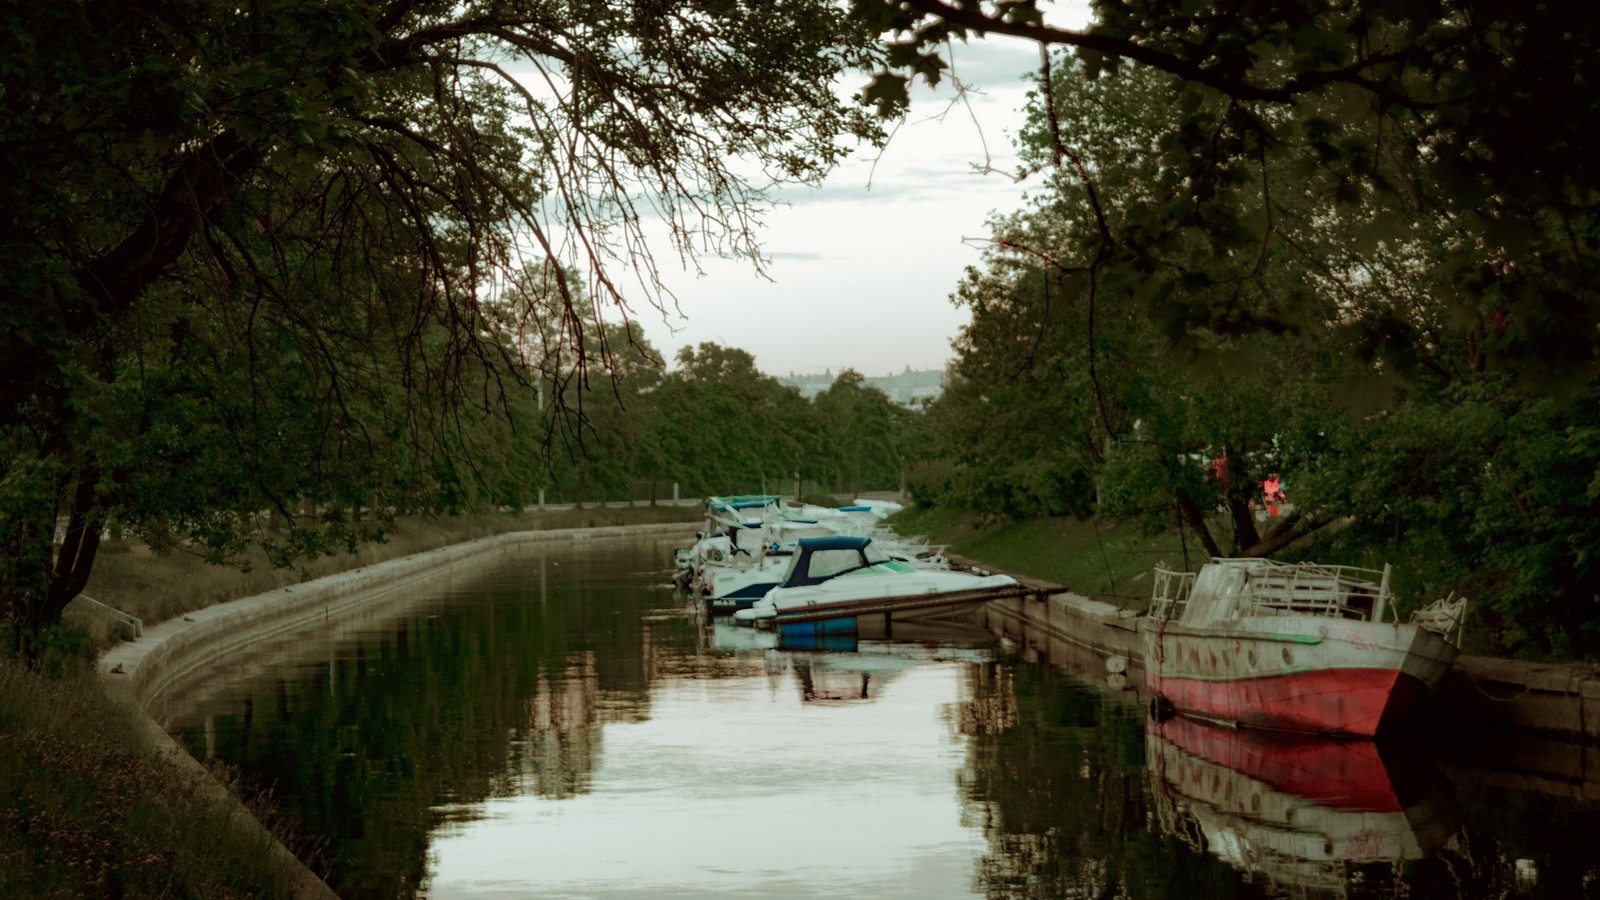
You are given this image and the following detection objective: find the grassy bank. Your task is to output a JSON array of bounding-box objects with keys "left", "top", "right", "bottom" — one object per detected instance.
[
  {"left": 4, "top": 505, "right": 702, "bottom": 898},
  {"left": 78, "top": 504, "right": 703, "bottom": 647},
  {"left": 889, "top": 506, "right": 1200, "bottom": 611},
  {"left": 0, "top": 659, "right": 309, "bottom": 897}
]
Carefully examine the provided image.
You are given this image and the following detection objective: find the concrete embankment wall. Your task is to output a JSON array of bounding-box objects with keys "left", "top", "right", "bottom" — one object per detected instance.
[
  {"left": 97, "top": 523, "right": 692, "bottom": 899},
  {"left": 976, "top": 586, "right": 1600, "bottom": 745}
]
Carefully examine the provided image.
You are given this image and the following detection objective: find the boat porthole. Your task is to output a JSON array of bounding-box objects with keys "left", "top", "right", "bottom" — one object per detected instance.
[
  {"left": 1246, "top": 649, "right": 1257, "bottom": 668},
  {"left": 1284, "top": 807, "right": 1296, "bottom": 825},
  {"left": 1250, "top": 793, "right": 1261, "bottom": 813},
  {"left": 1282, "top": 647, "right": 1294, "bottom": 666}
]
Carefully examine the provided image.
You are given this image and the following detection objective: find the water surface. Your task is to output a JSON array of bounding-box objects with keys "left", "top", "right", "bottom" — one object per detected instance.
[{"left": 166, "top": 538, "right": 1600, "bottom": 898}]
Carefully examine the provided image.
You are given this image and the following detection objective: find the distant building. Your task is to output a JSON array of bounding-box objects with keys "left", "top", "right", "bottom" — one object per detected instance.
[{"left": 777, "top": 367, "right": 945, "bottom": 407}]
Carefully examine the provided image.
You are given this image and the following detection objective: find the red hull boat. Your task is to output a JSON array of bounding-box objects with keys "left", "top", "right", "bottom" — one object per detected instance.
[{"left": 1141, "top": 558, "right": 1465, "bottom": 737}]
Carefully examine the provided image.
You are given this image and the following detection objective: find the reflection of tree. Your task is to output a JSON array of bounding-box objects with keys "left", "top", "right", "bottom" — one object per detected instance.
[
  {"left": 171, "top": 543, "right": 698, "bottom": 899},
  {"left": 510, "top": 652, "right": 601, "bottom": 799},
  {"left": 954, "top": 661, "right": 1249, "bottom": 899}
]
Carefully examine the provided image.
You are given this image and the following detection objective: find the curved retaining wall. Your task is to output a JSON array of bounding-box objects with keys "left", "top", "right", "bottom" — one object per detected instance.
[{"left": 96, "top": 523, "right": 693, "bottom": 899}]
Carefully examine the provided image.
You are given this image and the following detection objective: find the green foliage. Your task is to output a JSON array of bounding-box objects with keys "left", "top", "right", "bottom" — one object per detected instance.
[
  {"left": 862, "top": 0, "right": 1600, "bottom": 388},
  {"left": 890, "top": 14, "right": 1600, "bottom": 655},
  {"left": 1288, "top": 386, "right": 1600, "bottom": 658},
  {"left": 0, "top": 0, "right": 886, "bottom": 649}
]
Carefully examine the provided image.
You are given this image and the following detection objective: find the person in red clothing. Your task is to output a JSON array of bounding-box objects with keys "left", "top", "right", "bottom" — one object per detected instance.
[{"left": 1262, "top": 476, "right": 1285, "bottom": 518}]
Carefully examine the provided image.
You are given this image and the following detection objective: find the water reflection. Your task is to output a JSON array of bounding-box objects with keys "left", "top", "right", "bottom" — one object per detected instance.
[
  {"left": 1146, "top": 716, "right": 1457, "bottom": 897},
  {"left": 160, "top": 541, "right": 1600, "bottom": 898}
]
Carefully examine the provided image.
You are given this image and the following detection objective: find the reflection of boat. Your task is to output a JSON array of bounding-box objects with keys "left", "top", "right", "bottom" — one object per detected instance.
[
  {"left": 793, "top": 658, "right": 875, "bottom": 703},
  {"left": 788, "top": 643, "right": 992, "bottom": 703},
  {"left": 701, "top": 620, "right": 992, "bottom": 702},
  {"left": 732, "top": 535, "right": 1021, "bottom": 626},
  {"left": 1140, "top": 558, "right": 1466, "bottom": 736},
  {"left": 1147, "top": 715, "right": 1457, "bottom": 897}
]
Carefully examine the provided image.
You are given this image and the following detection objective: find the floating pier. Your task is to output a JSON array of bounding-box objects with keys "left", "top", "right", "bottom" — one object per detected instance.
[{"left": 770, "top": 583, "right": 1049, "bottom": 627}]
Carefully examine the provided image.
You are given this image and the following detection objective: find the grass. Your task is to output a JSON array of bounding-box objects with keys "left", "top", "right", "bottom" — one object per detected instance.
[
  {"left": 0, "top": 659, "right": 307, "bottom": 898},
  {"left": 5, "top": 505, "right": 703, "bottom": 898},
  {"left": 888, "top": 506, "right": 1203, "bottom": 611},
  {"left": 79, "top": 504, "right": 703, "bottom": 645}
]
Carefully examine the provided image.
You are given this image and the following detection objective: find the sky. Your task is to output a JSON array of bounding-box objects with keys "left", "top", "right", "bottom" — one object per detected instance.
[{"left": 628, "top": 34, "right": 1063, "bottom": 380}]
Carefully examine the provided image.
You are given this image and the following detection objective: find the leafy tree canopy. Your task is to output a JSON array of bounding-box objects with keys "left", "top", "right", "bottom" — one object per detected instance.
[
  {"left": 0, "top": 0, "right": 884, "bottom": 656},
  {"left": 852, "top": 0, "right": 1600, "bottom": 393}
]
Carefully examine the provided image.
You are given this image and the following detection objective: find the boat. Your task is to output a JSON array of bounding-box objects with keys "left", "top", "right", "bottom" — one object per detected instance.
[
  {"left": 692, "top": 520, "right": 852, "bottom": 612},
  {"left": 672, "top": 495, "right": 786, "bottom": 591},
  {"left": 1147, "top": 715, "right": 1457, "bottom": 897},
  {"left": 1140, "top": 557, "right": 1467, "bottom": 736},
  {"left": 732, "top": 535, "right": 1022, "bottom": 626},
  {"left": 676, "top": 497, "right": 951, "bottom": 613}
]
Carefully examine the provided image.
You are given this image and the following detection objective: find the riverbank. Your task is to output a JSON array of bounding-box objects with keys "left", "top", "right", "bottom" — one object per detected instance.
[
  {"left": 898, "top": 508, "right": 1600, "bottom": 747},
  {"left": 8, "top": 501, "right": 1590, "bottom": 896},
  {"left": 885, "top": 505, "right": 1196, "bottom": 611},
  {"left": 3, "top": 506, "right": 702, "bottom": 899}
]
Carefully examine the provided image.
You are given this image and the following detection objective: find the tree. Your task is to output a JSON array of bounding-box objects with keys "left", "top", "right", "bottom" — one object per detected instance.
[
  {"left": 933, "top": 55, "right": 1329, "bottom": 553},
  {"left": 811, "top": 369, "right": 912, "bottom": 496},
  {"left": 647, "top": 343, "right": 814, "bottom": 497},
  {"left": 0, "top": 1, "right": 883, "bottom": 658},
  {"left": 910, "top": 22, "right": 1600, "bottom": 655},
  {"left": 852, "top": 0, "right": 1600, "bottom": 392}
]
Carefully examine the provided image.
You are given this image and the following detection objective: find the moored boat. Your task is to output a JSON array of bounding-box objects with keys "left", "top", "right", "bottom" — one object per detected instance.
[
  {"left": 1140, "top": 557, "right": 1466, "bottom": 737},
  {"left": 733, "top": 535, "right": 1021, "bottom": 626}
]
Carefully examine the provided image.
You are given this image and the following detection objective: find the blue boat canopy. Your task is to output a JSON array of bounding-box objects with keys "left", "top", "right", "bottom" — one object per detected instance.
[
  {"left": 780, "top": 535, "right": 888, "bottom": 587},
  {"left": 796, "top": 535, "right": 871, "bottom": 551},
  {"left": 708, "top": 494, "right": 783, "bottom": 512}
]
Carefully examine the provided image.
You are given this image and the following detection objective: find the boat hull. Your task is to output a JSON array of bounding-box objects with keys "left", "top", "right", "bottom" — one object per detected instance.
[
  {"left": 734, "top": 572, "right": 1019, "bottom": 624},
  {"left": 1140, "top": 615, "right": 1458, "bottom": 737}
]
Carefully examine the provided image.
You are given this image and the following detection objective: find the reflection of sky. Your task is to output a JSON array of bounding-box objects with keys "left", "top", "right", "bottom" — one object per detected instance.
[{"left": 424, "top": 664, "right": 986, "bottom": 898}]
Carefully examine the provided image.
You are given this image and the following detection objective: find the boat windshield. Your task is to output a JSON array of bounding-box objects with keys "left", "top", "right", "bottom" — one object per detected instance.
[
  {"left": 780, "top": 539, "right": 894, "bottom": 587},
  {"left": 803, "top": 548, "right": 867, "bottom": 581}
]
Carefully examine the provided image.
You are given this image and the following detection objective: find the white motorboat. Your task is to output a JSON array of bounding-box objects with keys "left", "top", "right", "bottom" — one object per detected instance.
[{"left": 733, "top": 535, "right": 1019, "bottom": 626}]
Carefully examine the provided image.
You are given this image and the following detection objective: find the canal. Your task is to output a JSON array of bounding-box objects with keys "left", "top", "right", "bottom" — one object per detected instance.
[{"left": 164, "top": 536, "right": 1600, "bottom": 898}]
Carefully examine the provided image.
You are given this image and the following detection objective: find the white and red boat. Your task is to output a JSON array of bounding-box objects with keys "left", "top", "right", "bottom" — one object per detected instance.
[{"left": 1140, "top": 557, "right": 1466, "bottom": 737}]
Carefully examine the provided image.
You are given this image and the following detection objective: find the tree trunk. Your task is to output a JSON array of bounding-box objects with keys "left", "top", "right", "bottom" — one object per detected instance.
[
  {"left": 1176, "top": 493, "right": 1224, "bottom": 560},
  {"left": 43, "top": 467, "right": 103, "bottom": 623},
  {"left": 1238, "top": 513, "right": 1322, "bottom": 558},
  {"left": 4, "top": 466, "right": 102, "bottom": 665},
  {"left": 1226, "top": 493, "right": 1262, "bottom": 554}
]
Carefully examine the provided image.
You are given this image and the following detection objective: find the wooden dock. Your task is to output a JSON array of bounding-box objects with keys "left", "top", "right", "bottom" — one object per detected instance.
[{"left": 772, "top": 583, "right": 1051, "bottom": 626}]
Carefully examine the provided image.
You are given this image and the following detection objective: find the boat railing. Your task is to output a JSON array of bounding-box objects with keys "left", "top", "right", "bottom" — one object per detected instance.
[
  {"left": 1411, "top": 591, "right": 1469, "bottom": 643},
  {"left": 1222, "top": 558, "right": 1390, "bottom": 622},
  {"left": 1150, "top": 568, "right": 1196, "bottom": 621},
  {"left": 1237, "top": 573, "right": 1381, "bottom": 621},
  {"left": 1153, "top": 558, "right": 1393, "bottom": 623}
]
